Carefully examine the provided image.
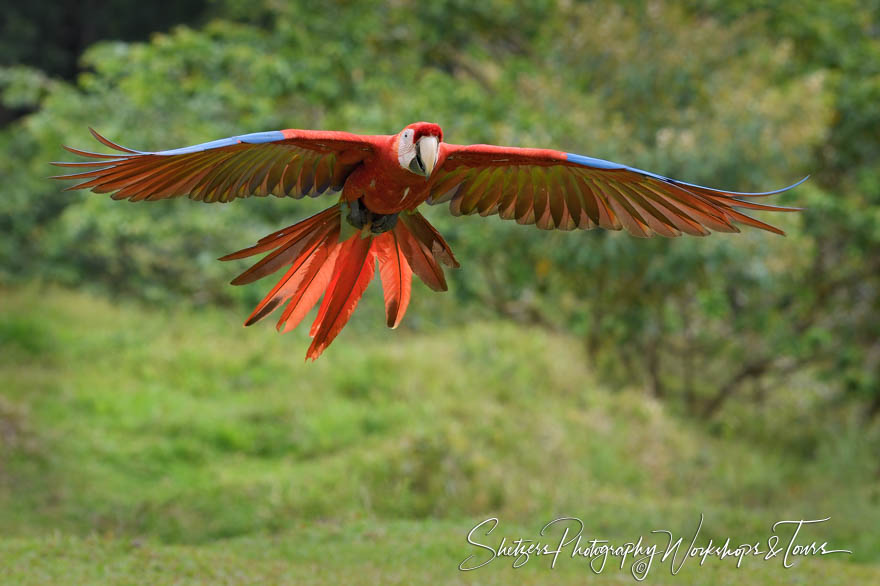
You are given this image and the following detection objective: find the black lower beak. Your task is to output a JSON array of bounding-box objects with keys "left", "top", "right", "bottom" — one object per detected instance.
[{"left": 409, "top": 145, "right": 426, "bottom": 175}]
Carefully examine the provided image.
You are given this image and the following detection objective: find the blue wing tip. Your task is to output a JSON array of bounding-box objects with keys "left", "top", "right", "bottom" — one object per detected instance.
[
  {"left": 566, "top": 151, "right": 810, "bottom": 197},
  {"left": 665, "top": 174, "right": 810, "bottom": 196},
  {"left": 151, "top": 130, "right": 286, "bottom": 156},
  {"left": 565, "top": 152, "right": 626, "bottom": 170},
  {"left": 778, "top": 175, "right": 810, "bottom": 192},
  {"left": 79, "top": 128, "right": 287, "bottom": 157}
]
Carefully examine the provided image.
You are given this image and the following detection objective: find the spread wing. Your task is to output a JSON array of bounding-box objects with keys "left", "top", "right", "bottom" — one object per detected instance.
[
  {"left": 428, "top": 143, "right": 805, "bottom": 236},
  {"left": 51, "top": 128, "right": 381, "bottom": 202}
]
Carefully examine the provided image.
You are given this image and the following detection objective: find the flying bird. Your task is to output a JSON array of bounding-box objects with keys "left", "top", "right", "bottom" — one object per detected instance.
[{"left": 52, "top": 123, "right": 805, "bottom": 359}]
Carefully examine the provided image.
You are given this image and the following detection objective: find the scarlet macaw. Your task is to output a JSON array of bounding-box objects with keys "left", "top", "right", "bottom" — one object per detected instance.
[{"left": 52, "top": 123, "right": 804, "bottom": 359}]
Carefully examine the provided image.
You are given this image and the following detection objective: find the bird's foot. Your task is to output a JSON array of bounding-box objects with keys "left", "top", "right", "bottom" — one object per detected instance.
[
  {"left": 344, "top": 198, "right": 398, "bottom": 234},
  {"left": 345, "top": 198, "right": 370, "bottom": 229},
  {"left": 370, "top": 212, "right": 398, "bottom": 234}
]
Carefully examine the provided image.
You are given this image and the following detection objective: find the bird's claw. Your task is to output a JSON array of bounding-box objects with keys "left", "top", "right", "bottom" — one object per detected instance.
[
  {"left": 345, "top": 198, "right": 398, "bottom": 234},
  {"left": 345, "top": 198, "right": 370, "bottom": 229},
  {"left": 370, "top": 212, "right": 398, "bottom": 233}
]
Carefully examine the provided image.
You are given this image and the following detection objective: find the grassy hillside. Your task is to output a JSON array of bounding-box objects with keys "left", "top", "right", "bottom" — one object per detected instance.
[{"left": 1, "top": 285, "right": 877, "bottom": 584}]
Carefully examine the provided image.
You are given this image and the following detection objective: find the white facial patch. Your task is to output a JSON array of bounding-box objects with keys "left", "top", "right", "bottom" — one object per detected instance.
[{"left": 397, "top": 129, "right": 417, "bottom": 171}]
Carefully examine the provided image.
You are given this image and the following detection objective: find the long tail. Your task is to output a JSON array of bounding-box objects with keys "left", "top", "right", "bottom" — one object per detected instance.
[{"left": 221, "top": 204, "right": 458, "bottom": 360}]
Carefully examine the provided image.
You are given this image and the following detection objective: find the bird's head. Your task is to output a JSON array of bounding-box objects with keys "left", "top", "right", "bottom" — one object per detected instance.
[{"left": 397, "top": 122, "right": 442, "bottom": 178}]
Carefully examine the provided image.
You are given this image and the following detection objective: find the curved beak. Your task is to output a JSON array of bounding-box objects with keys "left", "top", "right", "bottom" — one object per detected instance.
[{"left": 416, "top": 136, "right": 439, "bottom": 178}]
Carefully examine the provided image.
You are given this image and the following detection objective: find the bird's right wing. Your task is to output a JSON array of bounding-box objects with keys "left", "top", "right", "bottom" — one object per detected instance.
[{"left": 52, "top": 128, "right": 382, "bottom": 203}]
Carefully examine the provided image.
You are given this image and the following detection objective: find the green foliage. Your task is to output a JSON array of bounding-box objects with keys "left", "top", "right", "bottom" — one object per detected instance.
[
  {"left": 0, "top": 0, "right": 211, "bottom": 80},
  {"left": 0, "top": 2, "right": 877, "bottom": 428},
  {"left": 682, "top": 0, "right": 880, "bottom": 412}
]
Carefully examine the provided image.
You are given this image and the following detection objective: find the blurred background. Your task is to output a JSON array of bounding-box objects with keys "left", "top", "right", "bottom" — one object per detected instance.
[{"left": 1, "top": 0, "right": 878, "bottom": 583}]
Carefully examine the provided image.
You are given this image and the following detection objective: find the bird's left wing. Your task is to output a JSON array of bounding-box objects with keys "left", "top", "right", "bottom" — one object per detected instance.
[
  {"left": 52, "top": 128, "right": 381, "bottom": 202},
  {"left": 428, "top": 143, "right": 805, "bottom": 237}
]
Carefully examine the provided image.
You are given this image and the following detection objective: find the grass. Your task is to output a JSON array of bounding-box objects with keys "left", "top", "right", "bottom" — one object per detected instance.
[
  {"left": 2, "top": 521, "right": 878, "bottom": 585},
  {"left": 1, "top": 284, "right": 878, "bottom": 584}
]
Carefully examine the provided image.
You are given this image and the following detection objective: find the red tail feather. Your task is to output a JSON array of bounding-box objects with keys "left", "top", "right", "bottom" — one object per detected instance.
[
  {"left": 307, "top": 234, "right": 376, "bottom": 360},
  {"left": 224, "top": 210, "right": 340, "bottom": 285},
  {"left": 399, "top": 211, "right": 460, "bottom": 268},
  {"left": 393, "top": 221, "right": 447, "bottom": 291},
  {"left": 374, "top": 230, "right": 413, "bottom": 328},
  {"left": 219, "top": 207, "right": 340, "bottom": 261},
  {"left": 277, "top": 244, "right": 341, "bottom": 333},
  {"left": 223, "top": 204, "right": 458, "bottom": 359},
  {"left": 244, "top": 222, "right": 340, "bottom": 326}
]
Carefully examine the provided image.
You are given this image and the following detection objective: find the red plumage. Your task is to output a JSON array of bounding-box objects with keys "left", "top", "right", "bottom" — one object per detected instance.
[
  {"left": 277, "top": 244, "right": 340, "bottom": 334},
  {"left": 307, "top": 233, "right": 376, "bottom": 360},
  {"left": 374, "top": 230, "right": 413, "bottom": 329},
  {"left": 52, "top": 122, "right": 805, "bottom": 359}
]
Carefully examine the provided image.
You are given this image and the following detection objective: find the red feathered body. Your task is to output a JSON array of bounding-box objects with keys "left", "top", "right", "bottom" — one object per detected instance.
[{"left": 340, "top": 133, "right": 441, "bottom": 213}]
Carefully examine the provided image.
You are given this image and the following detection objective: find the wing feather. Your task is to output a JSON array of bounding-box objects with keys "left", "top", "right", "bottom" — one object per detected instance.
[
  {"left": 429, "top": 142, "right": 804, "bottom": 237},
  {"left": 623, "top": 183, "right": 708, "bottom": 236},
  {"left": 52, "top": 129, "right": 378, "bottom": 202},
  {"left": 532, "top": 167, "right": 554, "bottom": 230},
  {"left": 460, "top": 168, "right": 497, "bottom": 214},
  {"left": 477, "top": 167, "right": 506, "bottom": 216},
  {"left": 546, "top": 167, "right": 569, "bottom": 230},
  {"left": 514, "top": 166, "right": 535, "bottom": 225},
  {"left": 603, "top": 183, "right": 652, "bottom": 237},
  {"left": 579, "top": 175, "right": 621, "bottom": 230}
]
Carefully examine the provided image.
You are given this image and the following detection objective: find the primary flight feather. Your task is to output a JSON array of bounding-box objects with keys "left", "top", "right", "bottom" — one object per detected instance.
[{"left": 52, "top": 123, "right": 805, "bottom": 359}]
